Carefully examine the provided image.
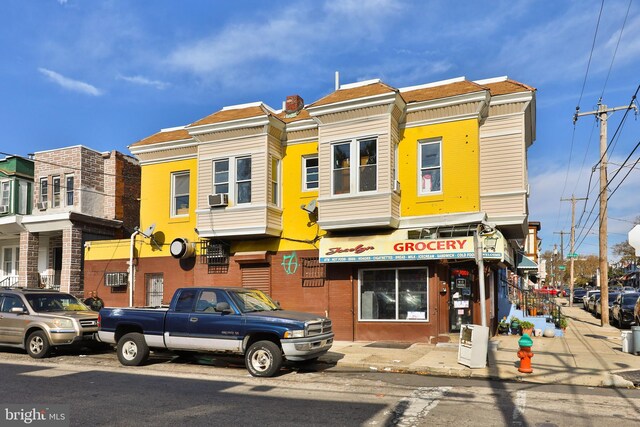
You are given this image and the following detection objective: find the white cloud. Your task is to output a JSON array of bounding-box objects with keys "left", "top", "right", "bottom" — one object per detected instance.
[
  {"left": 38, "top": 68, "right": 103, "bottom": 96},
  {"left": 117, "top": 74, "right": 170, "bottom": 90}
]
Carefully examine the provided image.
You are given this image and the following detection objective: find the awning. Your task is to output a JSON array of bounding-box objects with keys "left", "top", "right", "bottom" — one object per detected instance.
[{"left": 516, "top": 253, "right": 538, "bottom": 270}]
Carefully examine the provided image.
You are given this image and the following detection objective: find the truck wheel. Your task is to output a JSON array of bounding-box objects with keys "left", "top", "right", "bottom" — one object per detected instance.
[
  {"left": 117, "top": 333, "right": 149, "bottom": 366},
  {"left": 246, "top": 340, "right": 283, "bottom": 377},
  {"left": 26, "top": 331, "right": 51, "bottom": 359}
]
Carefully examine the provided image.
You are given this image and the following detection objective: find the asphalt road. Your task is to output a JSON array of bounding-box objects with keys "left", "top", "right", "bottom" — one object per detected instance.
[{"left": 1, "top": 346, "right": 639, "bottom": 426}]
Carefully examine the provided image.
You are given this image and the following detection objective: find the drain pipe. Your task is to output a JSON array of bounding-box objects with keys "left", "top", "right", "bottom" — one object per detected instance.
[
  {"left": 128, "top": 228, "right": 140, "bottom": 307},
  {"left": 474, "top": 224, "right": 487, "bottom": 327}
]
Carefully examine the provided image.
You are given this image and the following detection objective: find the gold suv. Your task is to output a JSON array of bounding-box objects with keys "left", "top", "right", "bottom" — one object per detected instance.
[{"left": 0, "top": 288, "right": 99, "bottom": 358}]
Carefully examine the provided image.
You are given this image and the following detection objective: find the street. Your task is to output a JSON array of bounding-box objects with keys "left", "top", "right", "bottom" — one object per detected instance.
[{"left": 1, "top": 348, "right": 639, "bottom": 426}]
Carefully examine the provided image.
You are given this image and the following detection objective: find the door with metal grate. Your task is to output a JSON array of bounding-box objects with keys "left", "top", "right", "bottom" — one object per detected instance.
[
  {"left": 241, "top": 264, "right": 271, "bottom": 295},
  {"left": 145, "top": 273, "right": 164, "bottom": 307}
]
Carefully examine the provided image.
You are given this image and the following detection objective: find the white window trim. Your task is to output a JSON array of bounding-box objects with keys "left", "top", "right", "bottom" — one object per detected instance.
[
  {"left": 358, "top": 266, "right": 429, "bottom": 322},
  {"left": 0, "top": 180, "right": 10, "bottom": 207},
  {"left": 170, "top": 171, "right": 190, "bottom": 217},
  {"left": 270, "top": 156, "right": 281, "bottom": 207},
  {"left": 330, "top": 137, "right": 378, "bottom": 196},
  {"left": 302, "top": 155, "right": 319, "bottom": 192},
  {"left": 52, "top": 176, "right": 61, "bottom": 208},
  {"left": 1, "top": 246, "right": 19, "bottom": 276},
  {"left": 212, "top": 156, "right": 252, "bottom": 205},
  {"left": 65, "top": 174, "right": 74, "bottom": 207},
  {"left": 39, "top": 177, "right": 48, "bottom": 204},
  {"left": 418, "top": 139, "right": 443, "bottom": 196}
]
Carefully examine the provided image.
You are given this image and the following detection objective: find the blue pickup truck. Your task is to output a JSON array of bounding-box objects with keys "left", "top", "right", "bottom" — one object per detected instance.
[{"left": 97, "top": 287, "right": 334, "bottom": 377}]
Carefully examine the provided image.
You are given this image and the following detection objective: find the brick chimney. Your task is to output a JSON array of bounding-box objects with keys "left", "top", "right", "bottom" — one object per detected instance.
[{"left": 285, "top": 95, "right": 304, "bottom": 114}]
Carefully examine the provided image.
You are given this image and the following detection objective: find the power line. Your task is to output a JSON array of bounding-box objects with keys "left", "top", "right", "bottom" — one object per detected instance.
[
  {"left": 575, "top": 0, "right": 604, "bottom": 112},
  {"left": 600, "top": 0, "right": 633, "bottom": 99}
]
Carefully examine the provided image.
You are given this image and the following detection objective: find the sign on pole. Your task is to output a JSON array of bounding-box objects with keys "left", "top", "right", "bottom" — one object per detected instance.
[{"left": 629, "top": 225, "right": 640, "bottom": 256}]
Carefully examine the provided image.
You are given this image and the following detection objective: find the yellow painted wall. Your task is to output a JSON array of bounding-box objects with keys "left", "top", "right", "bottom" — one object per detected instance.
[{"left": 399, "top": 119, "right": 480, "bottom": 216}]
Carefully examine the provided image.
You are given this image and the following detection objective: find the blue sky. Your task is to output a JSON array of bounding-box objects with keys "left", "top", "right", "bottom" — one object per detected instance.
[{"left": 1, "top": 0, "right": 639, "bottom": 259}]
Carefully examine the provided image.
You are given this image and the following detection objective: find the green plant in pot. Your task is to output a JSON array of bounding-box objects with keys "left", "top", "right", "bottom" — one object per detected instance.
[
  {"left": 520, "top": 320, "right": 534, "bottom": 336},
  {"left": 498, "top": 316, "right": 509, "bottom": 335},
  {"left": 509, "top": 316, "right": 520, "bottom": 335},
  {"left": 558, "top": 317, "right": 568, "bottom": 331}
]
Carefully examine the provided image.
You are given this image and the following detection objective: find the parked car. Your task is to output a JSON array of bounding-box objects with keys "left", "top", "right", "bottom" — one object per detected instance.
[
  {"left": 536, "top": 286, "right": 559, "bottom": 296},
  {"left": 587, "top": 292, "right": 601, "bottom": 314},
  {"left": 611, "top": 292, "right": 640, "bottom": 328},
  {"left": 595, "top": 292, "right": 619, "bottom": 318},
  {"left": 98, "top": 287, "right": 334, "bottom": 377},
  {"left": 583, "top": 290, "right": 600, "bottom": 310},
  {"left": 622, "top": 286, "right": 636, "bottom": 293},
  {"left": 0, "top": 288, "right": 99, "bottom": 358},
  {"left": 572, "top": 288, "right": 587, "bottom": 303}
]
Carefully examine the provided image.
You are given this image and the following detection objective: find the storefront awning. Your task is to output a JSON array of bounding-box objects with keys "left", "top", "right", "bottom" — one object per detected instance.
[
  {"left": 319, "top": 229, "right": 507, "bottom": 263},
  {"left": 516, "top": 253, "right": 538, "bottom": 270}
]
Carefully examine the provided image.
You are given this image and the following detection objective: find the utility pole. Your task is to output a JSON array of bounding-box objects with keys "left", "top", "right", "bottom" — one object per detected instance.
[
  {"left": 561, "top": 195, "right": 587, "bottom": 307},
  {"left": 575, "top": 100, "right": 636, "bottom": 326},
  {"left": 553, "top": 231, "right": 569, "bottom": 260}
]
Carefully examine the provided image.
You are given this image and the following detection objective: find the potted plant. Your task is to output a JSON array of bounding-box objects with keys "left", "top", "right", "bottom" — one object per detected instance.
[
  {"left": 498, "top": 316, "right": 509, "bottom": 335},
  {"left": 510, "top": 316, "right": 521, "bottom": 335},
  {"left": 520, "top": 320, "right": 534, "bottom": 336},
  {"left": 558, "top": 317, "right": 568, "bottom": 331}
]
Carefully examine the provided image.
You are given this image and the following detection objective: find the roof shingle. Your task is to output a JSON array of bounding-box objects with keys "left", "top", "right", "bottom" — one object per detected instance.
[
  {"left": 309, "top": 82, "right": 397, "bottom": 108},
  {"left": 130, "top": 128, "right": 192, "bottom": 148}
]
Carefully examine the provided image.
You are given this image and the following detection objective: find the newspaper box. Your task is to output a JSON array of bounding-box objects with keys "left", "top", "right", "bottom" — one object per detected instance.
[{"left": 457, "top": 324, "right": 489, "bottom": 368}]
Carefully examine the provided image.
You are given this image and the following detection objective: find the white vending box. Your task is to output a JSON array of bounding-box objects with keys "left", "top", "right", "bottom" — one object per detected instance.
[{"left": 457, "top": 324, "right": 489, "bottom": 368}]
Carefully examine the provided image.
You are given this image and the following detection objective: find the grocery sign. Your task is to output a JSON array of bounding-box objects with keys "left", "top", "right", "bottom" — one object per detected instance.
[{"left": 319, "top": 232, "right": 505, "bottom": 263}]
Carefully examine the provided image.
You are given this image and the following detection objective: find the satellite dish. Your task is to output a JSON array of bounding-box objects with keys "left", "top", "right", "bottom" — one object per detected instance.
[
  {"left": 301, "top": 199, "right": 317, "bottom": 214},
  {"left": 140, "top": 223, "right": 156, "bottom": 238}
]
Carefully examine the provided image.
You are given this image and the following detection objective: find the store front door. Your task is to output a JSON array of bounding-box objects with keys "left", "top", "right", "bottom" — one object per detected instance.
[{"left": 449, "top": 267, "right": 474, "bottom": 332}]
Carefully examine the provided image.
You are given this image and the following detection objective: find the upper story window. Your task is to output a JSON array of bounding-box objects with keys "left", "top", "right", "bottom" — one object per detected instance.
[
  {"left": 332, "top": 137, "right": 377, "bottom": 195},
  {"left": 303, "top": 155, "right": 318, "bottom": 191},
  {"left": 52, "top": 176, "right": 61, "bottom": 208},
  {"left": 271, "top": 157, "right": 280, "bottom": 206},
  {"left": 39, "top": 178, "right": 48, "bottom": 205},
  {"left": 213, "top": 156, "right": 252, "bottom": 205},
  {"left": 419, "top": 140, "right": 442, "bottom": 194},
  {"left": 65, "top": 175, "right": 74, "bottom": 206},
  {"left": 0, "top": 181, "right": 9, "bottom": 208},
  {"left": 171, "top": 171, "right": 190, "bottom": 216}
]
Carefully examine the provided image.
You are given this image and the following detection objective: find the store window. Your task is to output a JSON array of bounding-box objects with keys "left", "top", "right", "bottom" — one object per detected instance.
[
  {"left": 419, "top": 139, "right": 442, "bottom": 194},
  {"left": 332, "top": 137, "right": 377, "bottom": 195},
  {"left": 359, "top": 268, "right": 428, "bottom": 321}
]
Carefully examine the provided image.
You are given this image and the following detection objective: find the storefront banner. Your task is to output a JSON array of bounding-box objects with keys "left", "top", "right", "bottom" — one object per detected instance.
[{"left": 319, "top": 233, "right": 505, "bottom": 263}]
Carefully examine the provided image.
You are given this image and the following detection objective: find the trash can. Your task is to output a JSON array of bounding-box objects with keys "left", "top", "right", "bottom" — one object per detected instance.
[
  {"left": 621, "top": 331, "right": 633, "bottom": 353},
  {"left": 632, "top": 326, "right": 640, "bottom": 355}
]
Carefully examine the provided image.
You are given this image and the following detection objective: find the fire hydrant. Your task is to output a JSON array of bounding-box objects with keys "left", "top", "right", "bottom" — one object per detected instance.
[{"left": 517, "top": 333, "right": 534, "bottom": 374}]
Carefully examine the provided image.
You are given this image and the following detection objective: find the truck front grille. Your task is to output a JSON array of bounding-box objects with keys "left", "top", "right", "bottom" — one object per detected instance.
[
  {"left": 306, "top": 319, "right": 332, "bottom": 336},
  {"left": 80, "top": 319, "right": 98, "bottom": 328}
]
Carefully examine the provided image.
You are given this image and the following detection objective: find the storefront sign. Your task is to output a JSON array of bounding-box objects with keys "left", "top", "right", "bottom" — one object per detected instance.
[{"left": 319, "top": 232, "right": 505, "bottom": 263}]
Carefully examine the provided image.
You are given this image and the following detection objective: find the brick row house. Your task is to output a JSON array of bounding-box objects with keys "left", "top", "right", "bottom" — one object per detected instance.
[
  {"left": 84, "top": 76, "right": 536, "bottom": 342},
  {"left": 0, "top": 155, "right": 34, "bottom": 287},
  {"left": 16, "top": 146, "right": 140, "bottom": 296}
]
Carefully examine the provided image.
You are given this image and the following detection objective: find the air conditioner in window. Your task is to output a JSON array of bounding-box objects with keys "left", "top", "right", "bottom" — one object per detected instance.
[
  {"left": 36, "top": 202, "right": 47, "bottom": 211},
  {"left": 208, "top": 193, "right": 228, "bottom": 208},
  {"left": 0, "top": 206, "right": 8, "bottom": 214}
]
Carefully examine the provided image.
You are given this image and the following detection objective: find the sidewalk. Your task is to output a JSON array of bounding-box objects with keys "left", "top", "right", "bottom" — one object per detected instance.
[{"left": 319, "top": 302, "right": 640, "bottom": 388}]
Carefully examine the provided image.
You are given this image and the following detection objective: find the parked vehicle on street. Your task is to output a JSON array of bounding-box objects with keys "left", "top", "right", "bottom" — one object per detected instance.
[
  {"left": 595, "top": 292, "right": 619, "bottom": 318},
  {"left": 583, "top": 290, "right": 600, "bottom": 310},
  {"left": 0, "top": 288, "right": 99, "bottom": 358},
  {"left": 536, "top": 286, "right": 558, "bottom": 296},
  {"left": 98, "top": 287, "right": 334, "bottom": 377},
  {"left": 611, "top": 292, "right": 640, "bottom": 328},
  {"left": 572, "top": 288, "right": 587, "bottom": 303},
  {"left": 587, "top": 292, "right": 601, "bottom": 314}
]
